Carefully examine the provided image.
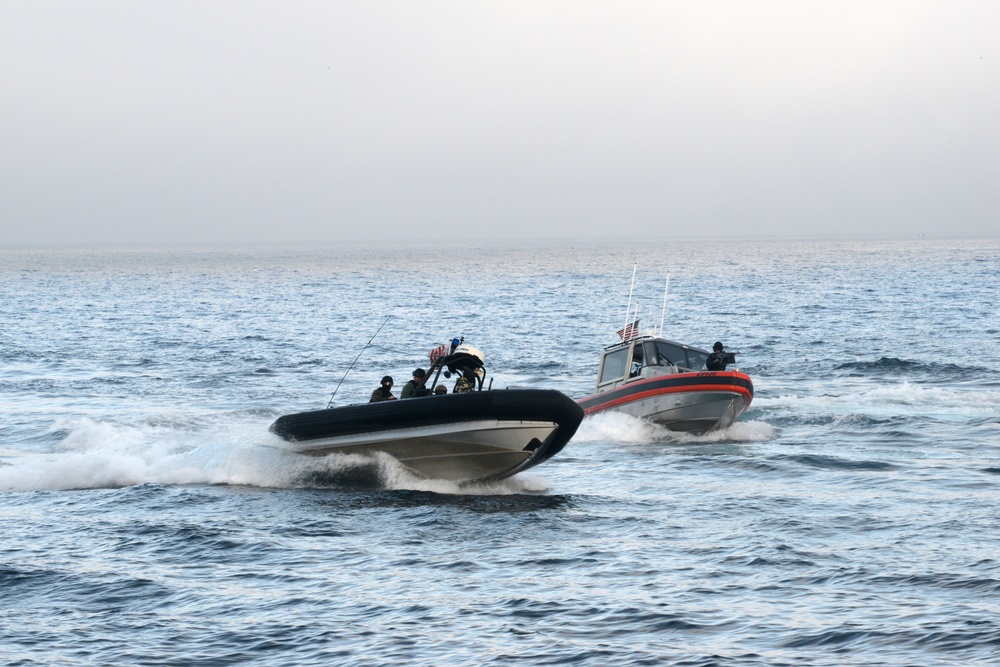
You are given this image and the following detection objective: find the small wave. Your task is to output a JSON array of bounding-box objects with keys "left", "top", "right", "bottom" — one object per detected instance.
[
  {"left": 835, "top": 356, "right": 990, "bottom": 383},
  {"left": 0, "top": 565, "right": 59, "bottom": 589},
  {"left": 866, "top": 572, "right": 1000, "bottom": 594},
  {"left": 327, "top": 489, "right": 571, "bottom": 514},
  {"left": 782, "top": 627, "right": 881, "bottom": 649},
  {"left": 111, "top": 357, "right": 157, "bottom": 369},
  {"left": 774, "top": 453, "right": 896, "bottom": 472},
  {"left": 837, "top": 357, "right": 922, "bottom": 373}
]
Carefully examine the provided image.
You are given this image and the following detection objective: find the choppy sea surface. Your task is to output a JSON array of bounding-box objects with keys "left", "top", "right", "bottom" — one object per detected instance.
[{"left": 1, "top": 238, "right": 998, "bottom": 666}]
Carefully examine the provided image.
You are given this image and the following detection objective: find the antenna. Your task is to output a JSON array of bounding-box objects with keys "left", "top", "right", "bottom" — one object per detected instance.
[
  {"left": 622, "top": 263, "right": 636, "bottom": 338},
  {"left": 658, "top": 272, "right": 670, "bottom": 337},
  {"left": 327, "top": 315, "right": 391, "bottom": 408}
]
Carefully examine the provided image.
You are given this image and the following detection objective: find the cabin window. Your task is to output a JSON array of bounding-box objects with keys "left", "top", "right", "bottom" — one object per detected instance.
[
  {"left": 629, "top": 344, "right": 644, "bottom": 377},
  {"left": 655, "top": 341, "right": 687, "bottom": 368},
  {"left": 655, "top": 341, "right": 709, "bottom": 371},
  {"left": 599, "top": 347, "right": 629, "bottom": 384},
  {"left": 686, "top": 349, "right": 709, "bottom": 371},
  {"left": 643, "top": 341, "right": 660, "bottom": 366}
]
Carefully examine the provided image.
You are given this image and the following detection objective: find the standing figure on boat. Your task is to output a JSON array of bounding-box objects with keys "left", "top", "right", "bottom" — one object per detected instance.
[
  {"left": 453, "top": 369, "right": 475, "bottom": 393},
  {"left": 706, "top": 342, "right": 730, "bottom": 371},
  {"left": 370, "top": 376, "right": 397, "bottom": 402}
]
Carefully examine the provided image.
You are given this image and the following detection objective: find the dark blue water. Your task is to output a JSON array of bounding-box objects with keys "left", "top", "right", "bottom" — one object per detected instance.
[{"left": 2, "top": 239, "right": 999, "bottom": 666}]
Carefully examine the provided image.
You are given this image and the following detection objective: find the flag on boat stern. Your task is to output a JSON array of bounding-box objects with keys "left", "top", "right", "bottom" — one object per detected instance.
[{"left": 617, "top": 319, "right": 640, "bottom": 341}]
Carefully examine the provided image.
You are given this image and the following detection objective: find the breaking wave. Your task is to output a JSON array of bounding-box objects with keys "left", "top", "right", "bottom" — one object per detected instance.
[{"left": 834, "top": 356, "right": 991, "bottom": 383}]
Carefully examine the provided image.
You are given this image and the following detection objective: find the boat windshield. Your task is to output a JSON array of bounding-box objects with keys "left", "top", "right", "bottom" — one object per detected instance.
[
  {"left": 598, "top": 347, "right": 630, "bottom": 384},
  {"left": 654, "top": 340, "right": 708, "bottom": 371}
]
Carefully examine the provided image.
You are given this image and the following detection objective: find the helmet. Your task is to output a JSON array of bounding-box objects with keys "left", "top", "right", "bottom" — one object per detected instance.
[
  {"left": 381, "top": 376, "right": 393, "bottom": 385},
  {"left": 453, "top": 344, "right": 485, "bottom": 365},
  {"left": 413, "top": 368, "right": 426, "bottom": 378},
  {"left": 713, "top": 342, "right": 724, "bottom": 351}
]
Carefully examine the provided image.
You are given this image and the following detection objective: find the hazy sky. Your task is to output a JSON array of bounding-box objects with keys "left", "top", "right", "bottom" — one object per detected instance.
[{"left": 2, "top": 1, "right": 998, "bottom": 247}]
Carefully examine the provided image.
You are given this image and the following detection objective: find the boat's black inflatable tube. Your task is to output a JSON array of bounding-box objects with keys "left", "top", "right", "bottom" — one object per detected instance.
[{"left": 270, "top": 388, "right": 584, "bottom": 463}]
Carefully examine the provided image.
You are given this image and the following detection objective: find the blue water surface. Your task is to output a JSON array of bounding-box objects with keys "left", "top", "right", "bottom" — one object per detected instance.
[{"left": 1, "top": 238, "right": 999, "bottom": 666}]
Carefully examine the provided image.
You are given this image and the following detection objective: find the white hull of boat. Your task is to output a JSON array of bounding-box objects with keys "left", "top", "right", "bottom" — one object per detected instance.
[{"left": 286, "top": 419, "right": 561, "bottom": 481}]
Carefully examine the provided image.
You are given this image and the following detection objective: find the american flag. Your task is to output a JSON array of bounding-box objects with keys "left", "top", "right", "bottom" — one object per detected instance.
[
  {"left": 428, "top": 344, "right": 448, "bottom": 363},
  {"left": 617, "top": 319, "right": 640, "bottom": 341}
]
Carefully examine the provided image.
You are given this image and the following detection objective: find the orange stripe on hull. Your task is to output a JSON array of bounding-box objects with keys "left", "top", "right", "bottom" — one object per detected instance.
[{"left": 581, "top": 382, "right": 753, "bottom": 415}]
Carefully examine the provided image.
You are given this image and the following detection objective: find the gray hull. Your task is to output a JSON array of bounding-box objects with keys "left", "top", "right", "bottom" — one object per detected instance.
[
  {"left": 614, "top": 391, "right": 749, "bottom": 434},
  {"left": 286, "top": 419, "right": 561, "bottom": 481}
]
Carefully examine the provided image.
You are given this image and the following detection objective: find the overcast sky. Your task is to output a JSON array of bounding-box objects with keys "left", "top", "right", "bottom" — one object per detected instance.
[{"left": 2, "top": 1, "right": 998, "bottom": 248}]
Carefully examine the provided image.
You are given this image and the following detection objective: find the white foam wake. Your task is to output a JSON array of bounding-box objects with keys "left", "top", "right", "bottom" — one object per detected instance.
[
  {"left": 754, "top": 381, "right": 1000, "bottom": 421},
  {"left": 0, "top": 415, "right": 550, "bottom": 494},
  {"left": 574, "top": 411, "right": 775, "bottom": 445}
]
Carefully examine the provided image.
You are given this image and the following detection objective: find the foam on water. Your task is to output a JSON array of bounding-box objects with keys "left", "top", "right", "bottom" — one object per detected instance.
[
  {"left": 0, "top": 416, "right": 294, "bottom": 491},
  {"left": 576, "top": 411, "right": 776, "bottom": 445},
  {"left": 0, "top": 415, "right": 554, "bottom": 494},
  {"left": 756, "top": 381, "right": 1000, "bottom": 421},
  {"left": 575, "top": 411, "right": 664, "bottom": 443}
]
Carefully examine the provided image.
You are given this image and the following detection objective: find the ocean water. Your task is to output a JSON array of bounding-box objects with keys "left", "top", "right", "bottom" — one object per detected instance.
[{"left": 1, "top": 238, "right": 998, "bottom": 666}]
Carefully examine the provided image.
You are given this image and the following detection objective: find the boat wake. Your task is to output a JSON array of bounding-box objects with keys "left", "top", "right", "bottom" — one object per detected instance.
[
  {"left": 0, "top": 415, "right": 550, "bottom": 495},
  {"left": 576, "top": 411, "right": 775, "bottom": 445},
  {"left": 753, "top": 381, "right": 1000, "bottom": 423}
]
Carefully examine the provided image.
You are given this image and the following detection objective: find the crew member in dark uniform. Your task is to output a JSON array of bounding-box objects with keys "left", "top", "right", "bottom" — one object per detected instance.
[
  {"left": 400, "top": 368, "right": 426, "bottom": 398},
  {"left": 706, "top": 342, "right": 729, "bottom": 371},
  {"left": 370, "top": 376, "right": 397, "bottom": 402}
]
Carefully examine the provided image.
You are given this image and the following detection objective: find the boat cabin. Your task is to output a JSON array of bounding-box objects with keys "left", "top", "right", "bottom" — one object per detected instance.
[{"left": 594, "top": 336, "right": 710, "bottom": 392}]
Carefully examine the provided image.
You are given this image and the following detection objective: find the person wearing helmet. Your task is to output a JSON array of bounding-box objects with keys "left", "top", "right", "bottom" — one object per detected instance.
[
  {"left": 706, "top": 342, "right": 729, "bottom": 371},
  {"left": 400, "top": 368, "right": 426, "bottom": 398},
  {"left": 370, "top": 376, "right": 397, "bottom": 402}
]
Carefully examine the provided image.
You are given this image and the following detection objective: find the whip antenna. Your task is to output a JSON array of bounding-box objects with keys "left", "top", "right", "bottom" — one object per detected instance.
[
  {"left": 327, "top": 315, "right": 391, "bottom": 408},
  {"left": 622, "top": 263, "right": 636, "bottom": 338},
  {"left": 658, "top": 272, "right": 670, "bottom": 337}
]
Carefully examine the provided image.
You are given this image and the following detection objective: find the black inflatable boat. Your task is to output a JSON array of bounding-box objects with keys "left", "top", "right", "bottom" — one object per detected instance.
[{"left": 270, "top": 342, "right": 583, "bottom": 483}]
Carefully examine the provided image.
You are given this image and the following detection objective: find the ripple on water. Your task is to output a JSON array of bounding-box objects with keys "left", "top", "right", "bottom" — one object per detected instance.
[{"left": 3, "top": 241, "right": 1000, "bottom": 666}]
